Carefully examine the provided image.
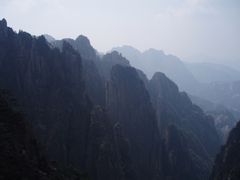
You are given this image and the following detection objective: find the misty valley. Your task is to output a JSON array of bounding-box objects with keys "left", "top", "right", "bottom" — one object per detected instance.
[{"left": 0, "top": 17, "right": 240, "bottom": 180}]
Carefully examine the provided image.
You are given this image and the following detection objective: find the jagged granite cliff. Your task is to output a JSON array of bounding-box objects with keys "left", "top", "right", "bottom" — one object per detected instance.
[
  {"left": 106, "top": 65, "right": 162, "bottom": 180},
  {"left": 0, "top": 18, "right": 223, "bottom": 180},
  {"left": 210, "top": 121, "right": 240, "bottom": 180},
  {"left": 0, "top": 19, "right": 132, "bottom": 180},
  {"left": 148, "top": 72, "right": 221, "bottom": 180},
  {"left": 0, "top": 90, "right": 51, "bottom": 180},
  {"left": 0, "top": 90, "right": 90, "bottom": 180},
  {"left": 100, "top": 51, "right": 130, "bottom": 80},
  {"left": 50, "top": 35, "right": 105, "bottom": 106}
]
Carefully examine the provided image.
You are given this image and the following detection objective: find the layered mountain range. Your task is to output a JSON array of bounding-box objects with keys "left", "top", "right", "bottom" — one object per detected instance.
[
  {"left": 0, "top": 18, "right": 238, "bottom": 180},
  {"left": 113, "top": 46, "right": 240, "bottom": 142},
  {"left": 112, "top": 46, "right": 199, "bottom": 93},
  {"left": 186, "top": 62, "right": 240, "bottom": 84}
]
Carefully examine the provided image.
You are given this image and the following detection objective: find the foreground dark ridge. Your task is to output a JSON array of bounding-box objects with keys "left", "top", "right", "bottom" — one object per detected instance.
[
  {"left": 210, "top": 121, "right": 240, "bottom": 180},
  {"left": 0, "top": 90, "right": 89, "bottom": 180}
]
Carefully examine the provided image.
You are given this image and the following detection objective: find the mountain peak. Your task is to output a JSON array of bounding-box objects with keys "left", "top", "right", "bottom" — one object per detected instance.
[
  {"left": 109, "top": 50, "right": 122, "bottom": 57},
  {"left": 152, "top": 71, "right": 167, "bottom": 80},
  {"left": 0, "top": 18, "right": 9, "bottom": 37},
  {"left": 151, "top": 71, "right": 179, "bottom": 93},
  {"left": 75, "top": 35, "right": 91, "bottom": 45},
  {"left": 43, "top": 34, "right": 55, "bottom": 42},
  {"left": 112, "top": 45, "right": 141, "bottom": 54},
  {"left": 103, "top": 51, "right": 130, "bottom": 66},
  {"left": 143, "top": 48, "right": 165, "bottom": 56},
  {"left": 0, "top": 18, "right": 7, "bottom": 27},
  {"left": 74, "top": 35, "right": 97, "bottom": 59}
]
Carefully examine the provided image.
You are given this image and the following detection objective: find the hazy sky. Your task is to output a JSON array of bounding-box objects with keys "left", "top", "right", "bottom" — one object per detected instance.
[{"left": 0, "top": 0, "right": 239, "bottom": 64}]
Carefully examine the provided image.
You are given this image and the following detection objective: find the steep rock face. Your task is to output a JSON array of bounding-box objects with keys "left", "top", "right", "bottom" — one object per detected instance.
[
  {"left": 0, "top": 90, "right": 51, "bottom": 180},
  {"left": 0, "top": 23, "right": 89, "bottom": 168},
  {"left": 51, "top": 35, "right": 96, "bottom": 60},
  {"left": 51, "top": 35, "right": 105, "bottom": 106},
  {"left": 72, "top": 35, "right": 105, "bottom": 106},
  {"left": 106, "top": 65, "right": 162, "bottom": 180},
  {"left": 85, "top": 106, "right": 136, "bottom": 180},
  {"left": 211, "top": 121, "right": 240, "bottom": 180},
  {"left": 161, "top": 124, "right": 210, "bottom": 180},
  {"left": 43, "top": 34, "right": 56, "bottom": 43},
  {"left": 0, "top": 19, "right": 131, "bottom": 180},
  {"left": 100, "top": 51, "right": 130, "bottom": 80},
  {"left": 149, "top": 72, "right": 221, "bottom": 180},
  {"left": 0, "top": 18, "right": 225, "bottom": 180},
  {"left": 74, "top": 35, "right": 97, "bottom": 60},
  {"left": 0, "top": 90, "right": 89, "bottom": 180}
]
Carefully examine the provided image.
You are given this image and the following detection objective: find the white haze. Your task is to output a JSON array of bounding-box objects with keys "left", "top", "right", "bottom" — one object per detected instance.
[{"left": 0, "top": 0, "right": 239, "bottom": 67}]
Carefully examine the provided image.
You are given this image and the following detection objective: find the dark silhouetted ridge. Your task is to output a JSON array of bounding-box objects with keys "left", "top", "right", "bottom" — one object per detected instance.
[{"left": 211, "top": 121, "right": 240, "bottom": 180}]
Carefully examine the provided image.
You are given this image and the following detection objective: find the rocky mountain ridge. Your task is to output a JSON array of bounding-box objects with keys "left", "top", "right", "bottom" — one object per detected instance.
[{"left": 0, "top": 18, "right": 224, "bottom": 180}]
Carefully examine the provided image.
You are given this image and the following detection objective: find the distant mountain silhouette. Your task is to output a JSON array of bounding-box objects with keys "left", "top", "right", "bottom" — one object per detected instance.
[
  {"left": 43, "top": 34, "right": 56, "bottom": 43},
  {"left": 186, "top": 62, "right": 240, "bottom": 83},
  {"left": 112, "top": 45, "right": 199, "bottom": 93},
  {"left": 196, "top": 81, "right": 240, "bottom": 118}
]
